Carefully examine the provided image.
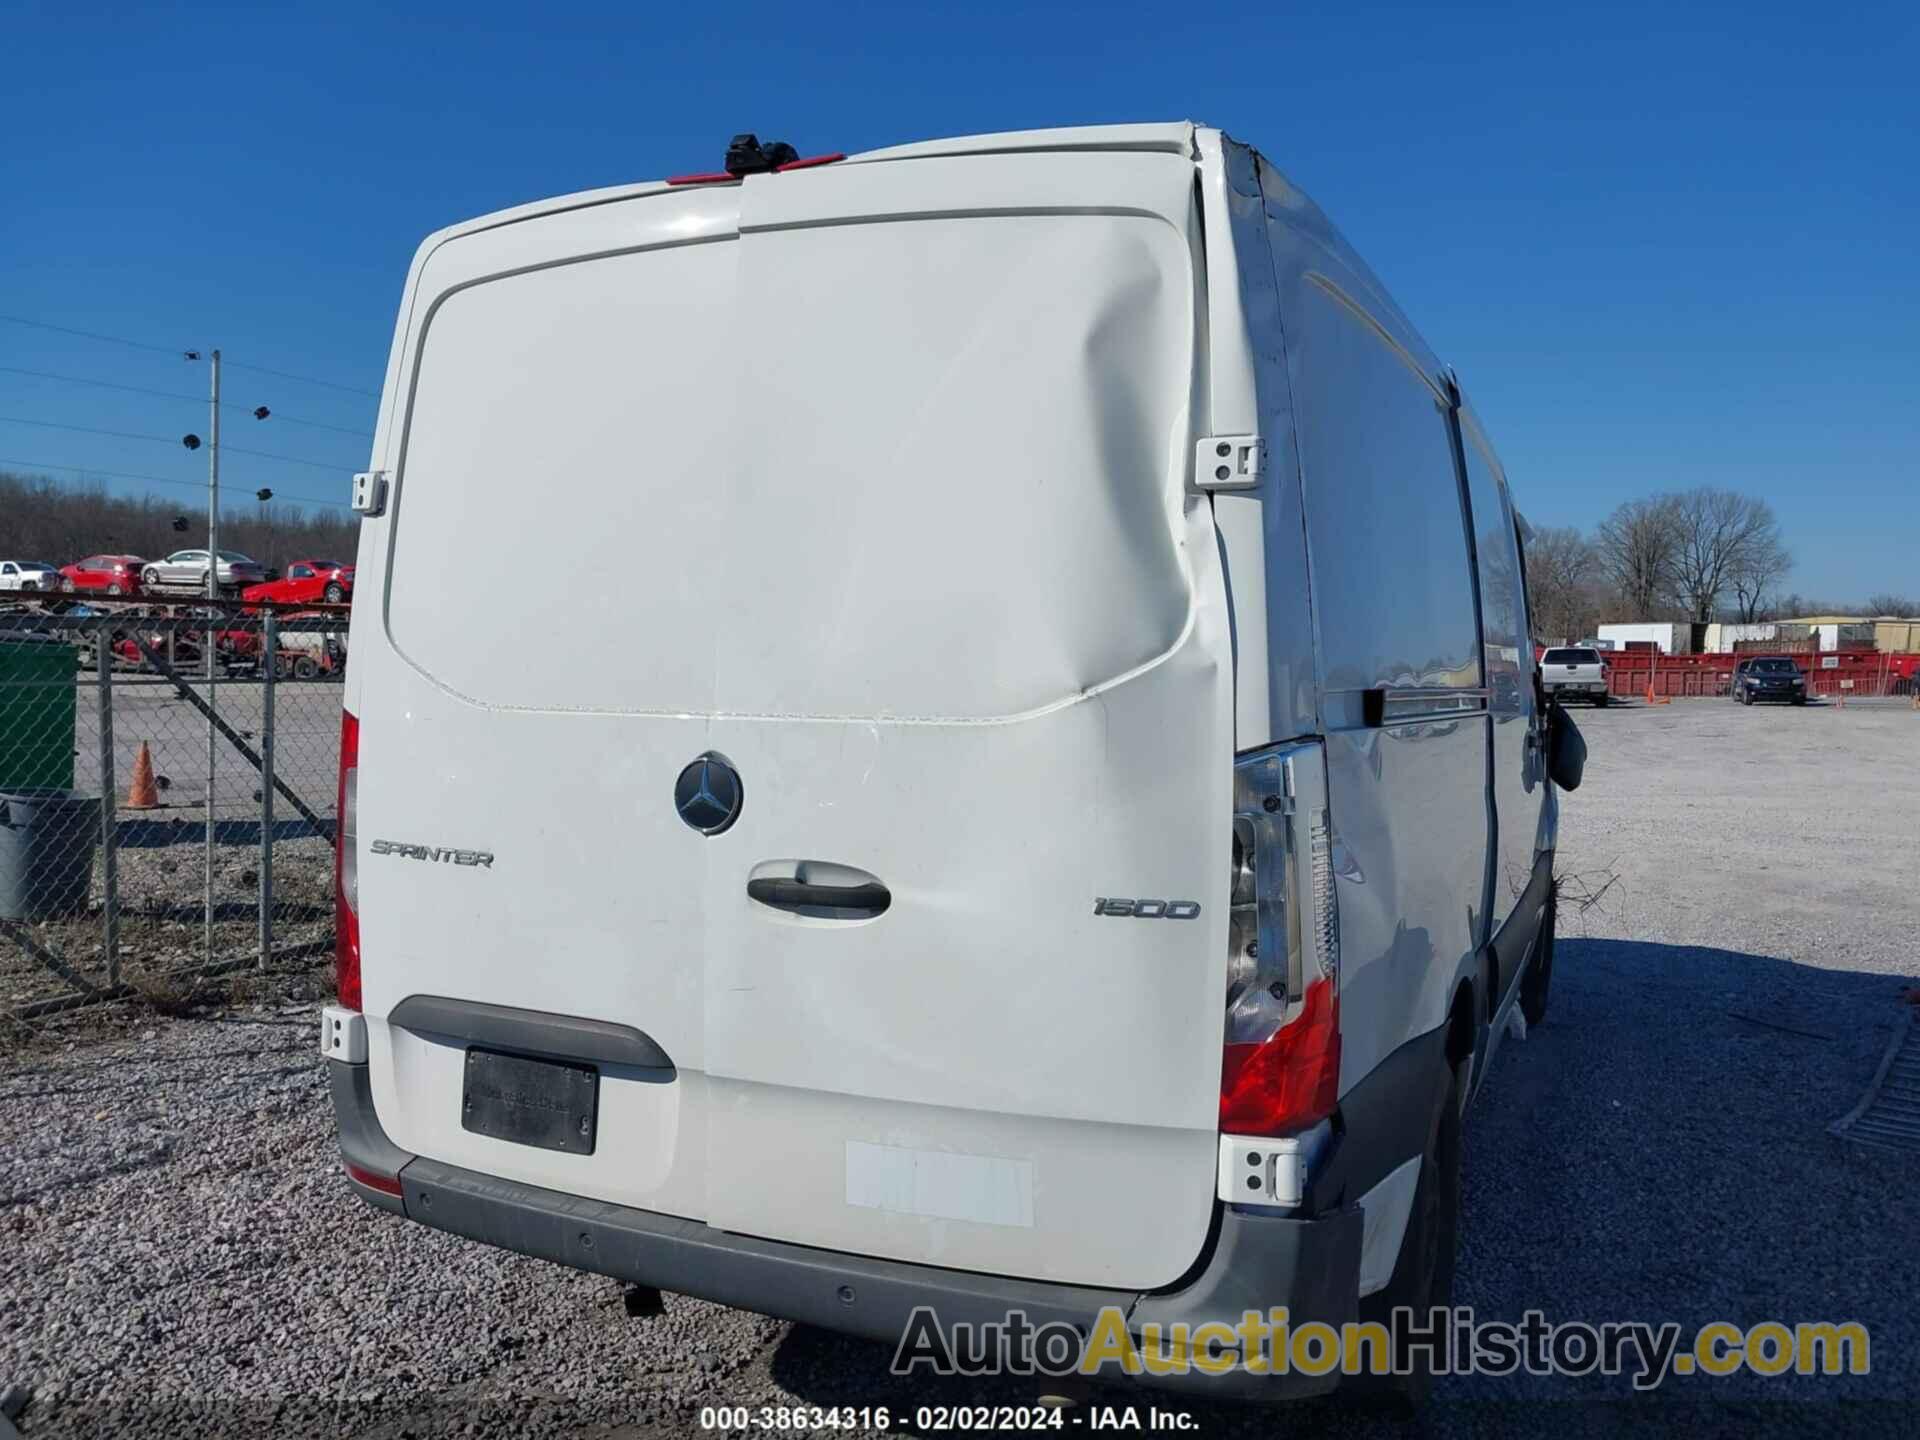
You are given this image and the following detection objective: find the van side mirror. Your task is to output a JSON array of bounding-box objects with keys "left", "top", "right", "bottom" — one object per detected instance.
[{"left": 1545, "top": 703, "right": 1586, "bottom": 791}]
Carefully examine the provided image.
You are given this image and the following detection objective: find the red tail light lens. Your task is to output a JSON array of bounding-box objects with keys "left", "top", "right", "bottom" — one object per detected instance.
[
  {"left": 1221, "top": 743, "right": 1341, "bottom": 1136},
  {"left": 1220, "top": 979, "right": 1341, "bottom": 1133},
  {"left": 335, "top": 708, "right": 361, "bottom": 1011}
]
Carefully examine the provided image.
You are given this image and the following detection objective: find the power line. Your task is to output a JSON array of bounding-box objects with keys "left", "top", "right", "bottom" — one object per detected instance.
[
  {"left": 221, "top": 443, "right": 354, "bottom": 472},
  {"left": 249, "top": 412, "right": 372, "bottom": 439},
  {"left": 0, "top": 365, "right": 204, "bottom": 404},
  {"left": 0, "top": 414, "right": 180, "bottom": 445},
  {"left": 0, "top": 364, "right": 374, "bottom": 438},
  {"left": 223, "top": 358, "right": 380, "bottom": 400},
  {"left": 0, "top": 415, "right": 353, "bottom": 472},
  {"left": 0, "top": 456, "right": 353, "bottom": 510},
  {"left": 0, "top": 312, "right": 191, "bottom": 357},
  {"left": 0, "top": 313, "right": 382, "bottom": 399}
]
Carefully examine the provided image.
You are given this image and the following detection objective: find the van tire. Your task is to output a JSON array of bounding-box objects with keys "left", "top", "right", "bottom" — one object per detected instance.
[
  {"left": 1593, "top": 693, "right": 1609, "bottom": 707},
  {"left": 1519, "top": 886, "right": 1556, "bottom": 1028},
  {"left": 1351, "top": 1056, "right": 1463, "bottom": 1413}
]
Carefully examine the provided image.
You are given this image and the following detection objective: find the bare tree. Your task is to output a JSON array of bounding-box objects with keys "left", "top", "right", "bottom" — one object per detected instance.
[
  {"left": 0, "top": 469, "right": 360, "bottom": 575},
  {"left": 1669, "top": 487, "right": 1787, "bottom": 624},
  {"left": 1520, "top": 524, "right": 1600, "bottom": 644},
  {"left": 1866, "top": 594, "right": 1920, "bottom": 618},
  {"left": 1728, "top": 530, "right": 1793, "bottom": 622},
  {"left": 1593, "top": 495, "right": 1682, "bottom": 620}
]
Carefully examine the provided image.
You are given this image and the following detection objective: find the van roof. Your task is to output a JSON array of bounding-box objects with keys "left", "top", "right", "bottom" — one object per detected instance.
[
  {"left": 401, "top": 121, "right": 1456, "bottom": 424},
  {"left": 847, "top": 122, "right": 1199, "bottom": 163},
  {"left": 417, "top": 124, "right": 1203, "bottom": 247}
]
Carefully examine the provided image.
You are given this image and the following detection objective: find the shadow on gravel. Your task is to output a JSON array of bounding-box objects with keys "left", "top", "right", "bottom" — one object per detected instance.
[
  {"left": 115, "top": 816, "right": 333, "bottom": 848},
  {"left": 760, "top": 940, "right": 1918, "bottom": 1438}
]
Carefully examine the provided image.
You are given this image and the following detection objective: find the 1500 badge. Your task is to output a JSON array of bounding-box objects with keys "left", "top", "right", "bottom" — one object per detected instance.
[
  {"left": 370, "top": 839, "right": 494, "bottom": 868},
  {"left": 1093, "top": 898, "right": 1200, "bottom": 918}
]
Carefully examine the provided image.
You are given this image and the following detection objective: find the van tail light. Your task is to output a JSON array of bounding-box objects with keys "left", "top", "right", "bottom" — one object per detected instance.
[
  {"left": 335, "top": 708, "right": 361, "bottom": 1011},
  {"left": 1219, "top": 742, "right": 1341, "bottom": 1135}
]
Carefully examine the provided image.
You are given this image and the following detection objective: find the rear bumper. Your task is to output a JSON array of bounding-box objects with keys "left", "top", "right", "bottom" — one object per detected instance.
[{"left": 329, "top": 1059, "right": 1361, "bottom": 1401}]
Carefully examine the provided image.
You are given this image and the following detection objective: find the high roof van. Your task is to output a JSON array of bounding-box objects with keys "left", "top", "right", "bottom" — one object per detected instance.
[{"left": 325, "top": 122, "right": 1583, "bottom": 1404}]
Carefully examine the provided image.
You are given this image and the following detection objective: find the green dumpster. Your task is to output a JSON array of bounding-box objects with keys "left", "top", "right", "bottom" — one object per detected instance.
[{"left": 0, "top": 636, "right": 78, "bottom": 790}]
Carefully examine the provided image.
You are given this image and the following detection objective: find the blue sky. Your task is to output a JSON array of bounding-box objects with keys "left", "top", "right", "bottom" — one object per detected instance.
[{"left": 5, "top": 1, "right": 1915, "bottom": 599}]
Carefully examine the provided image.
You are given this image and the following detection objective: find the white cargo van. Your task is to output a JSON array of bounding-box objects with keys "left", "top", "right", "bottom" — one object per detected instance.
[{"left": 325, "top": 123, "right": 1583, "bottom": 1403}]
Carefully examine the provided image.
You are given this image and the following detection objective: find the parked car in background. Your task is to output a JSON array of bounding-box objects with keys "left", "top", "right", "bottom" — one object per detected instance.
[
  {"left": 140, "top": 549, "right": 267, "bottom": 596},
  {"left": 0, "top": 560, "right": 62, "bottom": 593},
  {"left": 241, "top": 558, "right": 354, "bottom": 605},
  {"left": 59, "top": 554, "right": 145, "bottom": 594},
  {"left": 272, "top": 611, "right": 349, "bottom": 678},
  {"left": 1731, "top": 655, "right": 1807, "bottom": 705},
  {"left": 1540, "top": 646, "right": 1610, "bottom": 705},
  {"left": 206, "top": 608, "right": 348, "bottom": 679}
]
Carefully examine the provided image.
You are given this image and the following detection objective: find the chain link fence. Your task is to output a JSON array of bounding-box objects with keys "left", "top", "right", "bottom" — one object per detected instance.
[{"left": 0, "top": 596, "right": 345, "bottom": 1021}]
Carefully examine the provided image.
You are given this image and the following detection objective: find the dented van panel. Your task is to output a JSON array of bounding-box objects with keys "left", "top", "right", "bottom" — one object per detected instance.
[{"left": 331, "top": 122, "right": 1559, "bottom": 1395}]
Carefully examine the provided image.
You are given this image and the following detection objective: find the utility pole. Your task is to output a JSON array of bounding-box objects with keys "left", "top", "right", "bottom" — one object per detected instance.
[
  {"left": 208, "top": 348, "right": 221, "bottom": 609},
  {"left": 205, "top": 349, "right": 220, "bottom": 965}
]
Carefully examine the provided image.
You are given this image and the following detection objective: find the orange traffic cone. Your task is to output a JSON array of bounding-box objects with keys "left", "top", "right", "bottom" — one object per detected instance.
[{"left": 126, "top": 741, "right": 160, "bottom": 810}]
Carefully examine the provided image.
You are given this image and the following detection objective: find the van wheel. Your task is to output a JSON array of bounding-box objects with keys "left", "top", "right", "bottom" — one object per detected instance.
[
  {"left": 1352, "top": 1056, "right": 1463, "bottom": 1414},
  {"left": 1593, "top": 693, "right": 1608, "bottom": 708},
  {"left": 1520, "top": 886, "right": 1556, "bottom": 1027}
]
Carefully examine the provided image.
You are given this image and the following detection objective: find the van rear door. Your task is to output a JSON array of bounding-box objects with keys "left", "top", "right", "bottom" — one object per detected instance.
[{"left": 355, "top": 152, "right": 1235, "bottom": 1290}]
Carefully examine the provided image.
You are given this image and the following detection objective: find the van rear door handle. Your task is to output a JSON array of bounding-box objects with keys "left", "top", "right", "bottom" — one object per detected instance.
[{"left": 746, "top": 877, "right": 892, "bottom": 915}]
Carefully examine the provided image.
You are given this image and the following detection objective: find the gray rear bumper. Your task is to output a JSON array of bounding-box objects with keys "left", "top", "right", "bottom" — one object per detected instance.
[{"left": 330, "top": 1060, "right": 1362, "bottom": 1402}]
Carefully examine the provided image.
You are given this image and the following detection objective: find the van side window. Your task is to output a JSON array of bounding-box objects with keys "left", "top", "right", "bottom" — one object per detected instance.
[
  {"left": 1458, "top": 426, "right": 1530, "bottom": 708},
  {"left": 1292, "top": 280, "right": 1479, "bottom": 693}
]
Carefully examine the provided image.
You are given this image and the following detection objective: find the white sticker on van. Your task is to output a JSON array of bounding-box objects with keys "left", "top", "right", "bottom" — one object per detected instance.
[{"left": 844, "top": 1141, "right": 1035, "bottom": 1229}]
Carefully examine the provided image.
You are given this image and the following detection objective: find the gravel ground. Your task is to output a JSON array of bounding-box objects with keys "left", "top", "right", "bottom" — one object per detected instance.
[
  {"left": 2, "top": 699, "right": 1916, "bottom": 1438},
  {"left": 1, "top": 839, "right": 334, "bottom": 1013}
]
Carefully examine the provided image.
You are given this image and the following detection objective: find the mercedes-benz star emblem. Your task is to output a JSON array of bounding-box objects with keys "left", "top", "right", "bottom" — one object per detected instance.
[{"left": 674, "top": 752, "right": 743, "bottom": 835}]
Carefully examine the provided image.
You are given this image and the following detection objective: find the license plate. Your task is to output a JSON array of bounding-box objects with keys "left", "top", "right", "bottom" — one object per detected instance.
[{"left": 462, "top": 1047, "right": 599, "bottom": 1154}]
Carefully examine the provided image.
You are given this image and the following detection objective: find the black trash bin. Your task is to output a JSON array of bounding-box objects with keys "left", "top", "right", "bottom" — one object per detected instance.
[{"left": 0, "top": 789, "right": 102, "bottom": 920}]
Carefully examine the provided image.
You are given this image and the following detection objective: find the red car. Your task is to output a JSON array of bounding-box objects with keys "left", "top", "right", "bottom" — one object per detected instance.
[
  {"left": 59, "top": 554, "right": 145, "bottom": 595},
  {"left": 241, "top": 558, "right": 355, "bottom": 605}
]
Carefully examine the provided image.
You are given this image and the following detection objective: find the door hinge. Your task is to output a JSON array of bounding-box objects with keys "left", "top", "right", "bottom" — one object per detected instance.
[
  {"left": 1196, "top": 434, "right": 1263, "bottom": 491},
  {"left": 351, "top": 470, "right": 389, "bottom": 516}
]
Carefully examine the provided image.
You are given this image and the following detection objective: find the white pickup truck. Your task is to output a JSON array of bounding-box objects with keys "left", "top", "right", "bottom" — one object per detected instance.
[
  {"left": 0, "top": 560, "right": 61, "bottom": 593},
  {"left": 1541, "top": 646, "right": 1610, "bottom": 706}
]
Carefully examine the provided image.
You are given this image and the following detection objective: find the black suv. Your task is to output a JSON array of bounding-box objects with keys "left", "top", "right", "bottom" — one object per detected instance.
[{"left": 1730, "top": 655, "right": 1808, "bottom": 706}]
